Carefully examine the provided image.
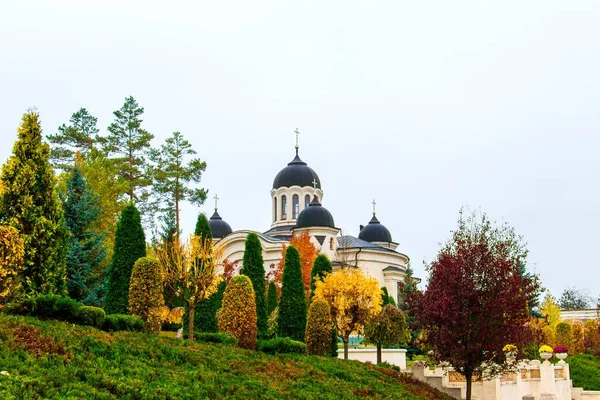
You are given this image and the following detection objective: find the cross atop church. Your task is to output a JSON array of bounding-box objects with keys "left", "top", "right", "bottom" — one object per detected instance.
[
  {"left": 214, "top": 194, "right": 219, "bottom": 210},
  {"left": 295, "top": 128, "right": 300, "bottom": 151},
  {"left": 372, "top": 199, "right": 376, "bottom": 215},
  {"left": 312, "top": 178, "right": 319, "bottom": 189}
]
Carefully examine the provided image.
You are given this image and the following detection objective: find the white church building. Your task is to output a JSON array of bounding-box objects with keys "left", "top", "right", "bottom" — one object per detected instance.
[{"left": 209, "top": 136, "right": 410, "bottom": 303}]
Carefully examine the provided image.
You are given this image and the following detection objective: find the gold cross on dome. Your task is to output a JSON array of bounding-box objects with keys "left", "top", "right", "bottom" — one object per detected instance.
[
  {"left": 214, "top": 194, "right": 219, "bottom": 210},
  {"left": 372, "top": 199, "right": 376, "bottom": 215},
  {"left": 312, "top": 179, "right": 318, "bottom": 189},
  {"left": 295, "top": 128, "right": 300, "bottom": 150}
]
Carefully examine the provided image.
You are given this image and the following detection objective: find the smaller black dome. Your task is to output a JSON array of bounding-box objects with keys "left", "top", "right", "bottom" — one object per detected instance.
[
  {"left": 296, "top": 197, "right": 335, "bottom": 229},
  {"left": 209, "top": 210, "right": 232, "bottom": 239},
  {"left": 358, "top": 215, "right": 392, "bottom": 243}
]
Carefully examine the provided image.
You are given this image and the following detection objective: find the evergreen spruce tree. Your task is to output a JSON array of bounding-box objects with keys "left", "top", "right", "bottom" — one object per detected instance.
[
  {"left": 104, "top": 203, "right": 146, "bottom": 314},
  {"left": 278, "top": 246, "right": 306, "bottom": 341},
  {"left": 0, "top": 111, "right": 68, "bottom": 295},
  {"left": 194, "top": 213, "right": 212, "bottom": 240},
  {"left": 240, "top": 233, "right": 268, "bottom": 338},
  {"left": 267, "top": 281, "right": 278, "bottom": 316},
  {"left": 47, "top": 108, "right": 98, "bottom": 172},
  {"left": 381, "top": 286, "right": 396, "bottom": 306},
  {"left": 310, "top": 254, "right": 332, "bottom": 299},
  {"left": 61, "top": 163, "right": 107, "bottom": 305}
]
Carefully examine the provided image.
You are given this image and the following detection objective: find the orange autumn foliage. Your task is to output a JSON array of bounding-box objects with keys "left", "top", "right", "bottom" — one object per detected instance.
[{"left": 273, "top": 231, "right": 317, "bottom": 297}]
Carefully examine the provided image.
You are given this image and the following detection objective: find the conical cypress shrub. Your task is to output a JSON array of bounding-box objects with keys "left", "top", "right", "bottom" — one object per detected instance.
[
  {"left": 0, "top": 111, "right": 68, "bottom": 295},
  {"left": 267, "top": 281, "right": 278, "bottom": 316},
  {"left": 104, "top": 203, "right": 146, "bottom": 314},
  {"left": 240, "top": 233, "right": 267, "bottom": 338},
  {"left": 194, "top": 213, "right": 212, "bottom": 240},
  {"left": 310, "top": 254, "right": 332, "bottom": 299},
  {"left": 278, "top": 246, "right": 306, "bottom": 341}
]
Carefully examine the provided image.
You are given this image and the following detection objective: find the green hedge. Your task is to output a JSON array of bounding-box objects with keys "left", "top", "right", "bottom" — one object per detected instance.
[
  {"left": 257, "top": 337, "right": 306, "bottom": 355},
  {"left": 194, "top": 332, "right": 237, "bottom": 345},
  {"left": 3, "top": 294, "right": 142, "bottom": 332},
  {"left": 103, "top": 314, "right": 144, "bottom": 332}
]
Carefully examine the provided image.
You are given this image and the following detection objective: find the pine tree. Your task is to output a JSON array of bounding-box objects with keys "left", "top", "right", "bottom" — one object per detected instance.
[
  {"left": 97, "top": 96, "right": 154, "bottom": 206},
  {"left": 149, "top": 132, "right": 207, "bottom": 237},
  {"left": 240, "top": 233, "right": 268, "bottom": 338},
  {"left": 104, "top": 203, "right": 146, "bottom": 314},
  {"left": 194, "top": 213, "right": 212, "bottom": 240},
  {"left": 267, "top": 281, "right": 278, "bottom": 316},
  {"left": 278, "top": 246, "right": 306, "bottom": 341},
  {"left": 47, "top": 108, "right": 98, "bottom": 172},
  {"left": 0, "top": 111, "right": 68, "bottom": 295},
  {"left": 61, "top": 163, "right": 107, "bottom": 305},
  {"left": 310, "top": 254, "right": 332, "bottom": 299}
]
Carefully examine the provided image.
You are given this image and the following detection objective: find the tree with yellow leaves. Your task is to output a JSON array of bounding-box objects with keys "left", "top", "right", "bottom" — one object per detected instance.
[
  {"left": 156, "top": 234, "right": 222, "bottom": 340},
  {"left": 0, "top": 225, "right": 25, "bottom": 305},
  {"left": 313, "top": 268, "right": 382, "bottom": 359}
]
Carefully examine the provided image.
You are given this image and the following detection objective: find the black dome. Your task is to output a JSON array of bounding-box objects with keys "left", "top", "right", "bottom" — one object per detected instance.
[
  {"left": 273, "top": 152, "right": 321, "bottom": 189},
  {"left": 358, "top": 215, "right": 392, "bottom": 243},
  {"left": 296, "top": 197, "right": 335, "bottom": 229},
  {"left": 209, "top": 210, "right": 232, "bottom": 239}
]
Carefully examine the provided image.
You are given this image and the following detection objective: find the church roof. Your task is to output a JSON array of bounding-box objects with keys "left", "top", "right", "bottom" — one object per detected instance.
[
  {"left": 209, "top": 210, "right": 233, "bottom": 239},
  {"left": 296, "top": 196, "right": 335, "bottom": 229},
  {"left": 337, "top": 235, "right": 397, "bottom": 253},
  {"left": 273, "top": 151, "right": 321, "bottom": 189},
  {"left": 358, "top": 214, "right": 393, "bottom": 243}
]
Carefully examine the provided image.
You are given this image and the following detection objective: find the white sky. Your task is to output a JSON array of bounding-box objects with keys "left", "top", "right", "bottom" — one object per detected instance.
[{"left": 1, "top": 1, "right": 599, "bottom": 300}]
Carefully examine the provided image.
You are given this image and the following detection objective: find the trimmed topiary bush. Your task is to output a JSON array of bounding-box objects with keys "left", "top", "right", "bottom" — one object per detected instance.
[
  {"left": 217, "top": 275, "right": 257, "bottom": 350},
  {"left": 194, "top": 332, "right": 237, "bottom": 345},
  {"left": 278, "top": 246, "right": 306, "bottom": 341},
  {"left": 104, "top": 203, "right": 146, "bottom": 314},
  {"left": 76, "top": 305, "right": 105, "bottom": 328},
  {"left": 305, "top": 299, "right": 333, "bottom": 356},
  {"left": 128, "top": 256, "right": 164, "bottom": 334},
  {"left": 556, "top": 322, "right": 574, "bottom": 355},
  {"left": 267, "top": 307, "right": 279, "bottom": 339},
  {"left": 103, "top": 314, "right": 144, "bottom": 332},
  {"left": 257, "top": 337, "right": 307, "bottom": 355},
  {"left": 241, "top": 233, "right": 268, "bottom": 338}
]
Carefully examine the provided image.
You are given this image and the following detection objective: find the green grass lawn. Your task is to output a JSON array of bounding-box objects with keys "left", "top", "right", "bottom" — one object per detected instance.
[
  {"left": 569, "top": 353, "right": 600, "bottom": 391},
  {"left": 0, "top": 314, "right": 452, "bottom": 399}
]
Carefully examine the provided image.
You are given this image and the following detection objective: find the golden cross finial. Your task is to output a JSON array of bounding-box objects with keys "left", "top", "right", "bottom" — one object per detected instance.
[
  {"left": 312, "top": 178, "right": 318, "bottom": 189},
  {"left": 372, "top": 199, "right": 376, "bottom": 215},
  {"left": 214, "top": 194, "right": 219, "bottom": 210},
  {"left": 295, "top": 128, "right": 300, "bottom": 150}
]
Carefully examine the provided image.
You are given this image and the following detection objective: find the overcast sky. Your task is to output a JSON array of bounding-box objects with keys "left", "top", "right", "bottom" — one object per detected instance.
[{"left": 1, "top": 1, "right": 599, "bottom": 301}]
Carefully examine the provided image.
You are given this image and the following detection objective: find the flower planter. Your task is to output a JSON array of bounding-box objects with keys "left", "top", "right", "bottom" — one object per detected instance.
[
  {"left": 555, "top": 352, "right": 568, "bottom": 361},
  {"left": 540, "top": 352, "right": 553, "bottom": 360}
]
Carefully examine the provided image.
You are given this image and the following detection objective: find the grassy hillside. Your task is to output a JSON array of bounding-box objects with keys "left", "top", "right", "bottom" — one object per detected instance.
[{"left": 0, "top": 314, "right": 452, "bottom": 399}]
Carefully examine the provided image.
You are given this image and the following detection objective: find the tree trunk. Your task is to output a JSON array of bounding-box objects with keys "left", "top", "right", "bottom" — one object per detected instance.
[
  {"left": 465, "top": 372, "right": 472, "bottom": 400},
  {"left": 376, "top": 344, "right": 382, "bottom": 364},
  {"left": 187, "top": 303, "right": 195, "bottom": 341},
  {"left": 343, "top": 337, "right": 349, "bottom": 360}
]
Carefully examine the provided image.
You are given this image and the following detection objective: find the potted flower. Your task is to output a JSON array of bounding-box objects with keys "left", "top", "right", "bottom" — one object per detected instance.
[
  {"left": 553, "top": 345, "right": 568, "bottom": 362},
  {"left": 503, "top": 344, "right": 518, "bottom": 363},
  {"left": 539, "top": 345, "right": 553, "bottom": 360}
]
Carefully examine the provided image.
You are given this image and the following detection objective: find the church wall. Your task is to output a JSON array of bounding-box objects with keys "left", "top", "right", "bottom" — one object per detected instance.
[
  {"left": 216, "top": 230, "right": 288, "bottom": 276},
  {"left": 353, "top": 250, "right": 408, "bottom": 303}
]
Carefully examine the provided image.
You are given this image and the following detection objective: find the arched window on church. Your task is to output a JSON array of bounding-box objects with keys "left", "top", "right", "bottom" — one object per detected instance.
[
  {"left": 273, "top": 196, "right": 277, "bottom": 222},
  {"left": 305, "top": 195, "right": 310, "bottom": 209},
  {"left": 292, "top": 195, "right": 299, "bottom": 219},
  {"left": 281, "top": 195, "right": 287, "bottom": 220}
]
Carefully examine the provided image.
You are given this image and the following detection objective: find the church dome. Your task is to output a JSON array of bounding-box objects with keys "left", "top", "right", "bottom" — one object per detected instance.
[
  {"left": 296, "top": 196, "right": 335, "bottom": 228},
  {"left": 273, "top": 152, "right": 321, "bottom": 189},
  {"left": 358, "top": 215, "right": 392, "bottom": 243},
  {"left": 209, "top": 210, "right": 232, "bottom": 239}
]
